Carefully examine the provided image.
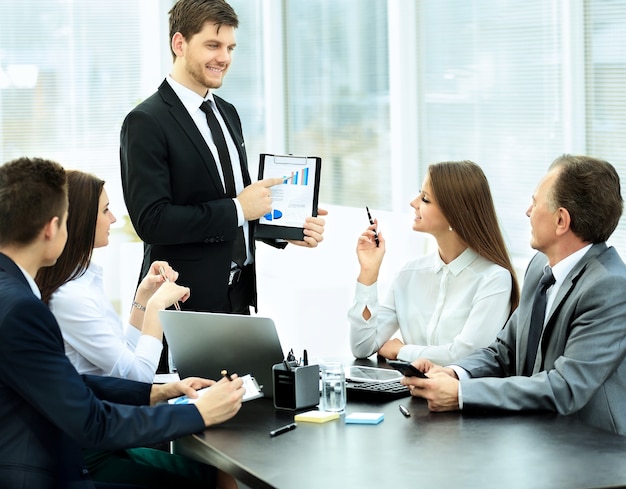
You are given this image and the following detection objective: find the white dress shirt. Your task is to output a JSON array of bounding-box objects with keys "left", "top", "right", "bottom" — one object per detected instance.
[
  {"left": 349, "top": 248, "right": 513, "bottom": 364},
  {"left": 49, "top": 261, "right": 162, "bottom": 382}
]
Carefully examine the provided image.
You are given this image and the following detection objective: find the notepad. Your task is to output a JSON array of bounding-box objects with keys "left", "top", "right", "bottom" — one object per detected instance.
[
  {"left": 345, "top": 412, "right": 384, "bottom": 425},
  {"left": 294, "top": 410, "right": 341, "bottom": 423},
  {"left": 168, "top": 374, "right": 263, "bottom": 404}
]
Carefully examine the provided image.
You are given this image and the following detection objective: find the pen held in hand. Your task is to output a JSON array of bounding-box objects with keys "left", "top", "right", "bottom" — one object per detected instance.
[
  {"left": 221, "top": 369, "right": 233, "bottom": 381},
  {"left": 366, "top": 206, "right": 379, "bottom": 247},
  {"left": 158, "top": 266, "right": 181, "bottom": 311}
]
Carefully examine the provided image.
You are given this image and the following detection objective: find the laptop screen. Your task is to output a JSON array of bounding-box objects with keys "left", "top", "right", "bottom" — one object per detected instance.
[{"left": 158, "top": 310, "right": 285, "bottom": 397}]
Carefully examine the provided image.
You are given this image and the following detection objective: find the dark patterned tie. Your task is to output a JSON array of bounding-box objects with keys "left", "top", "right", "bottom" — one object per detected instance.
[
  {"left": 523, "top": 266, "right": 556, "bottom": 376},
  {"left": 199, "top": 100, "right": 247, "bottom": 267}
]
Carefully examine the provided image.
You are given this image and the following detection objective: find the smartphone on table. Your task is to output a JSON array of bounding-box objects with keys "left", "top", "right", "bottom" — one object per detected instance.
[{"left": 387, "top": 360, "right": 427, "bottom": 378}]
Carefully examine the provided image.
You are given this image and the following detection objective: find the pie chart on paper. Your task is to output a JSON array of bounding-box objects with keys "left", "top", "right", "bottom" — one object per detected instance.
[{"left": 263, "top": 209, "right": 283, "bottom": 221}]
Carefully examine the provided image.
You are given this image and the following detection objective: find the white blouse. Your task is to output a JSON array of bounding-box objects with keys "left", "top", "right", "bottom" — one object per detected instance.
[
  {"left": 49, "top": 261, "right": 162, "bottom": 382},
  {"left": 348, "top": 248, "right": 512, "bottom": 364}
]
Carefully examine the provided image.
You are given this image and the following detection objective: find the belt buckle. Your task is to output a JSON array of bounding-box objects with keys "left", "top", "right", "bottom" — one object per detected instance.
[{"left": 228, "top": 268, "right": 242, "bottom": 286}]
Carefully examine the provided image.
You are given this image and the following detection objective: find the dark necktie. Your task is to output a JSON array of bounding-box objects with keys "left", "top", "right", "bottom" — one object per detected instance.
[
  {"left": 523, "top": 266, "right": 556, "bottom": 376},
  {"left": 199, "top": 100, "right": 247, "bottom": 267}
]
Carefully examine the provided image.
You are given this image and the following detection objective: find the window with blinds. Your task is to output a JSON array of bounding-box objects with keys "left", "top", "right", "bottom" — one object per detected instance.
[
  {"left": 415, "top": 0, "right": 566, "bottom": 262},
  {"left": 281, "top": 0, "right": 390, "bottom": 209},
  {"left": 2, "top": 0, "right": 626, "bottom": 265},
  {"left": 584, "top": 0, "right": 626, "bottom": 254},
  {"left": 0, "top": 0, "right": 173, "bottom": 212}
]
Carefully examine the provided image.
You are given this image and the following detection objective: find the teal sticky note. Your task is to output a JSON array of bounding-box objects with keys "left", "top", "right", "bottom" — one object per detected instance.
[{"left": 345, "top": 412, "right": 384, "bottom": 425}]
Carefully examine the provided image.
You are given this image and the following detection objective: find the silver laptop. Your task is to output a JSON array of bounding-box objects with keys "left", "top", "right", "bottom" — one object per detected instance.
[{"left": 158, "top": 310, "right": 285, "bottom": 397}]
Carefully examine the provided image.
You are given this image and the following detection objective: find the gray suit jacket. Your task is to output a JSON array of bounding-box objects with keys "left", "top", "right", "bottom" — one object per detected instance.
[{"left": 457, "top": 242, "right": 626, "bottom": 435}]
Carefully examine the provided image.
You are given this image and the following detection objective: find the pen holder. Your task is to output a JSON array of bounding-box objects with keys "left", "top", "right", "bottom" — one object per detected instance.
[{"left": 272, "top": 363, "right": 320, "bottom": 411}]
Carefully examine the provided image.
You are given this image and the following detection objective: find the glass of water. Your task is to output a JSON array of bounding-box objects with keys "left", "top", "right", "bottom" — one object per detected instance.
[{"left": 321, "top": 362, "right": 346, "bottom": 412}]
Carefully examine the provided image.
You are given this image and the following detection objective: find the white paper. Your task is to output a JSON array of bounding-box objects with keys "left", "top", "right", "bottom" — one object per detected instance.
[{"left": 168, "top": 374, "right": 263, "bottom": 405}]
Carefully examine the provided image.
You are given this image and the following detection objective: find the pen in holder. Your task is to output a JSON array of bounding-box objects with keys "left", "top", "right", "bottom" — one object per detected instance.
[{"left": 272, "top": 362, "right": 320, "bottom": 411}]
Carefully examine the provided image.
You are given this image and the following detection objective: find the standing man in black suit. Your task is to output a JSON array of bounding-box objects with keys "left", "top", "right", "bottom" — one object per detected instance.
[
  {"left": 121, "top": 0, "right": 326, "bottom": 316},
  {"left": 0, "top": 157, "right": 245, "bottom": 488}
]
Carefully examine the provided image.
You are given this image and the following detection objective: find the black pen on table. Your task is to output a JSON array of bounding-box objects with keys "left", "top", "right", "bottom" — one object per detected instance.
[
  {"left": 366, "top": 206, "right": 379, "bottom": 247},
  {"left": 270, "top": 422, "right": 297, "bottom": 437}
]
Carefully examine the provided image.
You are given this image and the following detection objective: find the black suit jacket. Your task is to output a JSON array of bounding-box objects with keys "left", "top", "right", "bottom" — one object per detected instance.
[
  {"left": 121, "top": 79, "right": 279, "bottom": 312},
  {"left": 0, "top": 253, "right": 204, "bottom": 488}
]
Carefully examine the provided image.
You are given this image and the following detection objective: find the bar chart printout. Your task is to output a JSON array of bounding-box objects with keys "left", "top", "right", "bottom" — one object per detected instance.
[
  {"left": 283, "top": 167, "right": 309, "bottom": 186},
  {"left": 257, "top": 154, "right": 320, "bottom": 234}
]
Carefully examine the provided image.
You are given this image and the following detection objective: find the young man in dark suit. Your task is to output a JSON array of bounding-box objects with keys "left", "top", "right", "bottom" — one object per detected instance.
[
  {"left": 0, "top": 156, "right": 245, "bottom": 488},
  {"left": 402, "top": 155, "right": 626, "bottom": 436},
  {"left": 121, "top": 0, "right": 326, "bottom": 316}
]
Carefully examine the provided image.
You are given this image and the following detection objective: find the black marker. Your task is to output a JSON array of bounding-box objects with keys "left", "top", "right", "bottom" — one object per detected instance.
[
  {"left": 270, "top": 422, "right": 297, "bottom": 437},
  {"left": 366, "top": 206, "right": 379, "bottom": 247},
  {"left": 399, "top": 404, "right": 410, "bottom": 418}
]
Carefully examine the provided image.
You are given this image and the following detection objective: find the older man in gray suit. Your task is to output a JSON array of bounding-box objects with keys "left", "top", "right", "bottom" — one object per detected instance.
[{"left": 403, "top": 154, "right": 626, "bottom": 435}]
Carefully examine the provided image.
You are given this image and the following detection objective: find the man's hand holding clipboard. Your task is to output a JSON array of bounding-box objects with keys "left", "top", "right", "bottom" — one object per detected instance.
[{"left": 253, "top": 154, "right": 324, "bottom": 243}]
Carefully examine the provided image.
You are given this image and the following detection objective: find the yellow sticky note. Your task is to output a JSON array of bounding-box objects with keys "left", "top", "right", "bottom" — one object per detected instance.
[{"left": 294, "top": 410, "right": 341, "bottom": 423}]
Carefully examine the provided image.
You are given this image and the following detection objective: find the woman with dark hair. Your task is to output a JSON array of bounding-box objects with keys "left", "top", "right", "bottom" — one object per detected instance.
[
  {"left": 349, "top": 160, "right": 520, "bottom": 364},
  {"left": 35, "top": 170, "right": 238, "bottom": 488},
  {"left": 36, "top": 170, "right": 189, "bottom": 382}
]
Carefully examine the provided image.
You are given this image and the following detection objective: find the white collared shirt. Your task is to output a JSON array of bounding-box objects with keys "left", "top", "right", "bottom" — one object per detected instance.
[
  {"left": 49, "top": 261, "right": 162, "bottom": 382},
  {"left": 545, "top": 243, "right": 592, "bottom": 317},
  {"left": 349, "top": 248, "right": 513, "bottom": 365}
]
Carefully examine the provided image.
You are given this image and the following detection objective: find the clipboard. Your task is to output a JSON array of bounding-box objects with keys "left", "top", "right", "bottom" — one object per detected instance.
[{"left": 256, "top": 154, "right": 322, "bottom": 241}]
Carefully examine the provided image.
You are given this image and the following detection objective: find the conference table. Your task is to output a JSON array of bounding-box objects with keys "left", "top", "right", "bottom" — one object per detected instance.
[{"left": 173, "top": 359, "right": 626, "bottom": 489}]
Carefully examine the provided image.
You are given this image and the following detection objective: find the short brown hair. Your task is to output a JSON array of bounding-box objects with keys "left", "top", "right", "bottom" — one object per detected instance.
[
  {"left": 548, "top": 154, "right": 623, "bottom": 243},
  {"left": 168, "top": 0, "right": 239, "bottom": 60},
  {"left": 0, "top": 157, "right": 67, "bottom": 247},
  {"left": 429, "top": 160, "right": 520, "bottom": 312}
]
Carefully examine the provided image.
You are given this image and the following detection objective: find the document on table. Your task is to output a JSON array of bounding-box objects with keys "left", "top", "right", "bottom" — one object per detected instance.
[{"left": 168, "top": 374, "right": 263, "bottom": 404}]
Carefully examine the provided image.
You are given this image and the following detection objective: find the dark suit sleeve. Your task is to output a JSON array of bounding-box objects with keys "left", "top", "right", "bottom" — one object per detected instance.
[
  {"left": 82, "top": 374, "right": 151, "bottom": 405},
  {"left": 0, "top": 296, "right": 205, "bottom": 450},
  {"left": 120, "top": 97, "right": 239, "bottom": 247}
]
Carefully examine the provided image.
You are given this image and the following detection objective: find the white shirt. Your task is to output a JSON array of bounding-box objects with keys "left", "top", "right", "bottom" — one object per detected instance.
[
  {"left": 348, "top": 248, "right": 513, "bottom": 364},
  {"left": 545, "top": 244, "right": 592, "bottom": 317},
  {"left": 49, "top": 261, "right": 162, "bottom": 382}
]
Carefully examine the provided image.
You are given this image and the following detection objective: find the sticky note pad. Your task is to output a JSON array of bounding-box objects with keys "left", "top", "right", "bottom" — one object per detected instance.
[
  {"left": 294, "top": 410, "right": 341, "bottom": 424},
  {"left": 345, "top": 412, "right": 384, "bottom": 425}
]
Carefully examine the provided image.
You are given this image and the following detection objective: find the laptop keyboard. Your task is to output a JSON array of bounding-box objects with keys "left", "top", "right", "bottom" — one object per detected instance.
[{"left": 346, "top": 380, "right": 411, "bottom": 401}]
